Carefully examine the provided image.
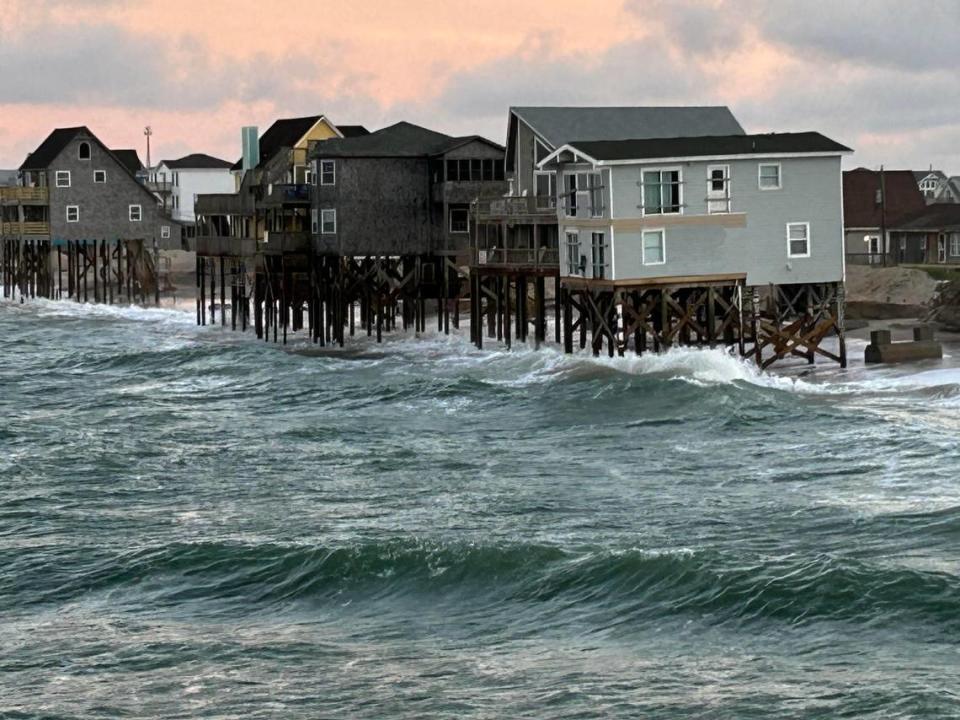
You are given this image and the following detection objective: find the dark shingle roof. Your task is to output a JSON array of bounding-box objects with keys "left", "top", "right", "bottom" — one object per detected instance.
[
  {"left": 562, "top": 132, "right": 851, "bottom": 162},
  {"left": 894, "top": 203, "right": 960, "bottom": 232},
  {"left": 843, "top": 169, "right": 927, "bottom": 229},
  {"left": 338, "top": 125, "right": 371, "bottom": 138},
  {"left": 162, "top": 153, "right": 233, "bottom": 170},
  {"left": 311, "top": 122, "right": 463, "bottom": 158},
  {"left": 19, "top": 126, "right": 88, "bottom": 170},
  {"left": 230, "top": 115, "right": 325, "bottom": 170},
  {"left": 513, "top": 106, "right": 746, "bottom": 148},
  {"left": 111, "top": 149, "right": 143, "bottom": 174}
]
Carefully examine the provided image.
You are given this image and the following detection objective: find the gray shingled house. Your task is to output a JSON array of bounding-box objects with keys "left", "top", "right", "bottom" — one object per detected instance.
[{"left": 8, "top": 126, "right": 179, "bottom": 248}]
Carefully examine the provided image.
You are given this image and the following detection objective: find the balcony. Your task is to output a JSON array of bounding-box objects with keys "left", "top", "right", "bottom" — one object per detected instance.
[
  {"left": 146, "top": 180, "right": 173, "bottom": 194},
  {"left": 195, "top": 192, "right": 254, "bottom": 217},
  {"left": 262, "top": 183, "right": 311, "bottom": 207},
  {"left": 475, "top": 246, "right": 559, "bottom": 270},
  {"left": 261, "top": 230, "right": 311, "bottom": 254},
  {"left": 473, "top": 195, "right": 557, "bottom": 223},
  {"left": 432, "top": 180, "right": 510, "bottom": 204},
  {"left": 1, "top": 221, "right": 50, "bottom": 236},
  {"left": 0, "top": 187, "right": 49, "bottom": 204},
  {"left": 195, "top": 236, "right": 257, "bottom": 257}
]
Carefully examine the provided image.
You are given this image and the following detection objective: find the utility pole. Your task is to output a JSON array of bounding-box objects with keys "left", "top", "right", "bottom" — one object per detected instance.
[
  {"left": 879, "top": 165, "right": 888, "bottom": 266},
  {"left": 144, "top": 126, "right": 153, "bottom": 170}
]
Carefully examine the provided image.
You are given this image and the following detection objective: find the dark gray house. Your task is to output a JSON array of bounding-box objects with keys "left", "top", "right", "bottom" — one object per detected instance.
[
  {"left": 310, "top": 121, "right": 506, "bottom": 259},
  {"left": 12, "top": 126, "right": 178, "bottom": 248}
]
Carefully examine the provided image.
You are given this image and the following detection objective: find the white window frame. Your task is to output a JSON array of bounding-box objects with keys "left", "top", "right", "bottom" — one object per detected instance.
[
  {"left": 311, "top": 208, "right": 319, "bottom": 234},
  {"left": 129, "top": 204, "right": 142, "bottom": 222},
  {"left": 706, "top": 164, "right": 731, "bottom": 214},
  {"left": 588, "top": 171, "right": 604, "bottom": 218},
  {"left": 65, "top": 205, "right": 79, "bottom": 223},
  {"left": 320, "top": 160, "right": 336, "bottom": 186},
  {"left": 78, "top": 142, "right": 90, "bottom": 161},
  {"left": 449, "top": 207, "right": 469, "bottom": 234},
  {"left": 759, "top": 162, "right": 782, "bottom": 191},
  {"left": 951, "top": 233, "right": 960, "bottom": 258},
  {"left": 93, "top": 169, "right": 106, "bottom": 184},
  {"left": 786, "top": 222, "right": 811, "bottom": 258},
  {"left": 305, "top": 168, "right": 315, "bottom": 185},
  {"left": 534, "top": 171, "right": 557, "bottom": 210},
  {"left": 321, "top": 208, "right": 336, "bottom": 235},
  {"left": 55, "top": 170, "right": 71, "bottom": 188},
  {"left": 160, "top": 225, "right": 171, "bottom": 239},
  {"left": 590, "top": 231, "right": 606, "bottom": 279},
  {"left": 641, "top": 228, "right": 666, "bottom": 266},
  {"left": 641, "top": 167, "right": 683, "bottom": 216}
]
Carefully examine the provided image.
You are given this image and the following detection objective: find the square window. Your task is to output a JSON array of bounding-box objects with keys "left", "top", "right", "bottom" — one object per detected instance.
[
  {"left": 55, "top": 170, "right": 71, "bottom": 188},
  {"left": 320, "top": 160, "right": 335, "bottom": 186},
  {"left": 787, "top": 222, "right": 810, "bottom": 257},
  {"left": 94, "top": 170, "right": 106, "bottom": 183},
  {"left": 160, "top": 225, "right": 170, "bottom": 239},
  {"left": 759, "top": 163, "right": 781, "bottom": 190},
  {"left": 66, "top": 205, "right": 79, "bottom": 223},
  {"left": 449, "top": 207, "right": 469, "bottom": 233},
  {"left": 642, "top": 230, "right": 665, "bottom": 265},
  {"left": 321, "top": 208, "right": 336, "bottom": 234},
  {"left": 129, "top": 204, "right": 142, "bottom": 222},
  {"left": 642, "top": 169, "right": 681, "bottom": 214}
]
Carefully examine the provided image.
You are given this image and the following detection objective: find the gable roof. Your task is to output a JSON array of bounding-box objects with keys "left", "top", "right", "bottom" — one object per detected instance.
[
  {"left": 913, "top": 169, "right": 948, "bottom": 183},
  {"left": 161, "top": 153, "right": 233, "bottom": 170},
  {"left": 894, "top": 203, "right": 960, "bottom": 232},
  {"left": 19, "top": 126, "right": 88, "bottom": 170},
  {"left": 507, "top": 106, "right": 746, "bottom": 172},
  {"left": 843, "top": 168, "right": 927, "bottom": 229},
  {"left": 548, "top": 132, "right": 850, "bottom": 164},
  {"left": 111, "top": 149, "right": 143, "bottom": 174},
  {"left": 311, "top": 121, "right": 492, "bottom": 159},
  {"left": 338, "top": 125, "right": 371, "bottom": 138},
  {"left": 230, "top": 114, "right": 336, "bottom": 170}
]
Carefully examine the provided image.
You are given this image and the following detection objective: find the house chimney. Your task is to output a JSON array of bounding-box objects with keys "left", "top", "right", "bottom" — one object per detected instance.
[{"left": 242, "top": 126, "right": 259, "bottom": 171}]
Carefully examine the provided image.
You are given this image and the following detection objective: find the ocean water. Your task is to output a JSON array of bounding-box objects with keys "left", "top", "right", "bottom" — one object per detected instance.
[{"left": 3, "top": 297, "right": 960, "bottom": 719}]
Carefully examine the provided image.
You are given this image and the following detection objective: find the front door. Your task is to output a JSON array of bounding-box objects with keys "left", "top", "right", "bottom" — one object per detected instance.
[
  {"left": 938, "top": 235, "right": 947, "bottom": 263},
  {"left": 867, "top": 235, "right": 882, "bottom": 264}
]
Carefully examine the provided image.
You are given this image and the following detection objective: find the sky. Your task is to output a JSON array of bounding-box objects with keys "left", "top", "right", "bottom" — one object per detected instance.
[{"left": 1, "top": 0, "right": 958, "bottom": 172}]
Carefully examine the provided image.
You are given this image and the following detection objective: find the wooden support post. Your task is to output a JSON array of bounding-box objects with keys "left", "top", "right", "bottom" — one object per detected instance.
[
  {"left": 563, "top": 287, "right": 573, "bottom": 354},
  {"left": 535, "top": 274, "right": 546, "bottom": 348},
  {"left": 220, "top": 256, "right": 226, "bottom": 328},
  {"left": 504, "top": 275, "right": 512, "bottom": 350}
]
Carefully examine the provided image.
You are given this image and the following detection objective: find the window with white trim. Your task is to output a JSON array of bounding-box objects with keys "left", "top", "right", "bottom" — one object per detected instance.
[
  {"left": 707, "top": 165, "right": 731, "bottom": 214},
  {"left": 787, "top": 222, "right": 810, "bottom": 257},
  {"left": 160, "top": 225, "right": 171, "bottom": 239},
  {"left": 450, "top": 206, "right": 469, "bottom": 233},
  {"left": 321, "top": 208, "right": 336, "bottom": 234},
  {"left": 55, "top": 170, "right": 71, "bottom": 187},
  {"left": 129, "top": 204, "right": 142, "bottom": 222},
  {"left": 642, "top": 169, "right": 681, "bottom": 215},
  {"left": 588, "top": 172, "right": 604, "bottom": 218},
  {"left": 311, "top": 208, "right": 319, "bottom": 234},
  {"left": 94, "top": 170, "right": 106, "bottom": 183},
  {"left": 564, "top": 172, "right": 596, "bottom": 218},
  {"left": 66, "top": 205, "right": 79, "bottom": 223},
  {"left": 173, "top": 172, "right": 179, "bottom": 187},
  {"left": 305, "top": 167, "right": 314, "bottom": 185},
  {"left": 642, "top": 229, "right": 665, "bottom": 265},
  {"left": 534, "top": 171, "right": 556, "bottom": 210},
  {"left": 320, "top": 160, "right": 335, "bottom": 186},
  {"left": 951, "top": 233, "right": 960, "bottom": 257},
  {"left": 591, "top": 232, "right": 606, "bottom": 279},
  {"left": 78, "top": 142, "right": 90, "bottom": 160},
  {"left": 565, "top": 231, "right": 580, "bottom": 275},
  {"left": 759, "top": 163, "right": 781, "bottom": 190}
]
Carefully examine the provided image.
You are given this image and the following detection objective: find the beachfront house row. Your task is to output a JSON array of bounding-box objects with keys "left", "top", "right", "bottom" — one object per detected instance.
[
  {"left": 536, "top": 132, "right": 852, "bottom": 286},
  {"left": 2, "top": 126, "right": 179, "bottom": 248},
  {"left": 842, "top": 168, "right": 927, "bottom": 265}
]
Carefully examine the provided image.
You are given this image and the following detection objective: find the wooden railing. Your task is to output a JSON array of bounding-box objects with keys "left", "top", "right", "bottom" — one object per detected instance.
[
  {"left": 0, "top": 187, "right": 49, "bottom": 203},
  {"left": 476, "top": 247, "right": 559, "bottom": 268},
  {"left": 473, "top": 196, "right": 556, "bottom": 218},
  {"left": 1, "top": 221, "right": 50, "bottom": 235}
]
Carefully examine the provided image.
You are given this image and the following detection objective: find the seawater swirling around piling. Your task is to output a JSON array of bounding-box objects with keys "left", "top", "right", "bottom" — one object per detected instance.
[{"left": 3, "top": 297, "right": 960, "bottom": 718}]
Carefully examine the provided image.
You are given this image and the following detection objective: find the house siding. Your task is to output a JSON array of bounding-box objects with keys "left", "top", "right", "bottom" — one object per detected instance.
[
  {"left": 47, "top": 133, "right": 175, "bottom": 247},
  {"left": 558, "top": 155, "right": 843, "bottom": 286}
]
